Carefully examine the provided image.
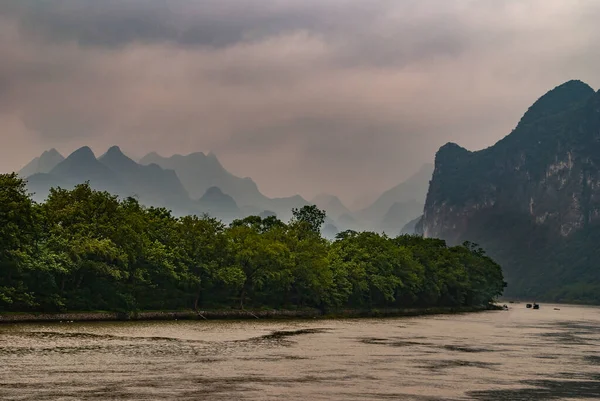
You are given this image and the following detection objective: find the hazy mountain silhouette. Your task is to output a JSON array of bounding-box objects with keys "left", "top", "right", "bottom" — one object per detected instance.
[
  {"left": 27, "top": 146, "right": 124, "bottom": 202},
  {"left": 25, "top": 146, "right": 193, "bottom": 214},
  {"left": 99, "top": 146, "right": 192, "bottom": 212},
  {"left": 311, "top": 193, "right": 351, "bottom": 219},
  {"left": 198, "top": 186, "right": 240, "bottom": 222},
  {"left": 400, "top": 215, "right": 422, "bottom": 235},
  {"left": 380, "top": 199, "right": 424, "bottom": 236},
  {"left": 139, "top": 151, "right": 265, "bottom": 205},
  {"left": 140, "top": 151, "right": 308, "bottom": 221},
  {"left": 18, "top": 148, "right": 64, "bottom": 177},
  {"left": 356, "top": 163, "right": 433, "bottom": 231},
  {"left": 337, "top": 212, "right": 361, "bottom": 231}
]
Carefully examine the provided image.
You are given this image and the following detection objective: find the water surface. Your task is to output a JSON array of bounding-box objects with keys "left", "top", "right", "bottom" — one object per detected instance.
[{"left": 1, "top": 304, "right": 599, "bottom": 400}]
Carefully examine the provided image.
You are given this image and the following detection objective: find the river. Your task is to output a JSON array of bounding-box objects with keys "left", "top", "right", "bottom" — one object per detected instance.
[{"left": 1, "top": 304, "right": 599, "bottom": 400}]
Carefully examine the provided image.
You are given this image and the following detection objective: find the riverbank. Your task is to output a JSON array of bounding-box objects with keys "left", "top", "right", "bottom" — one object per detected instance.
[{"left": 0, "top": 305, "right": 499, "bottom": 324}]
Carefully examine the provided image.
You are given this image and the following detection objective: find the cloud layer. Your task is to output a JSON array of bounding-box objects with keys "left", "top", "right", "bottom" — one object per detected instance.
[{"left": 1, "top": 0, "right": 600, "bottom": 203}]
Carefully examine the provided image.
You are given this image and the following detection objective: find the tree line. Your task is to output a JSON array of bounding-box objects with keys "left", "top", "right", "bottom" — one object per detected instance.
[{"left": 0, "top": 173, "right": 505, "bottom": 313}]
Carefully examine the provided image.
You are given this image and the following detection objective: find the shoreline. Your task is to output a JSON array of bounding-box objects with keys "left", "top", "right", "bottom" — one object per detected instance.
[{"left": 0, "top": 305, "right": 498, "bottom": 324}]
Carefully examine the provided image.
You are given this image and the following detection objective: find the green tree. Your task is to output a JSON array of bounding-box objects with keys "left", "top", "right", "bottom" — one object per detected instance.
[
  {"left": 291, "top": 205, "right": 326, "bottom": 234},
  {"left": 0, "top": 174, "right": 38, "bottom": 309}
]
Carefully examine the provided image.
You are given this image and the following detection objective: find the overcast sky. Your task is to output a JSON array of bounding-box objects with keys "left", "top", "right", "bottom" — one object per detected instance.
[{"left": 1, "top": 0, "right": 599, "bottom": 205}]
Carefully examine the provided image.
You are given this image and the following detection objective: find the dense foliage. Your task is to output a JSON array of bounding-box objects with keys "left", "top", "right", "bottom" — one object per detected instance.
[{"left": 0, "top": 174, "right": 505, "bottom": 313}]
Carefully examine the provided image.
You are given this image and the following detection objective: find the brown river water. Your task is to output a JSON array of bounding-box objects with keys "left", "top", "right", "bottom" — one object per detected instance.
[{"left": 1, "top": 304, "right": 600, "bottom": 400}]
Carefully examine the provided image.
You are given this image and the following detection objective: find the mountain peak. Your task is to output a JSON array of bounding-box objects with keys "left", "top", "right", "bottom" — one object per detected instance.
[
  {"left": 519, "top": 80, "right": 595, "bottom": 126},
  {"left": 105, "top": 145, "right": 124, "bottom": 155},
  {"left": 188, "top": 151, "right": 207, "bottom": 159},
  {"left": 145, "top": 151, "right": 161, "bottom": 159},
  {"left": 204, "top": 186, "right": 225, "bottom": 196},
  {"left": 99, "top": 146, "right": 140, "bottom": 171},
  {"left": 19, "top": 148, "right": 65, "bottom": 177},
  {"left": 41, "top": 148, "right": 62, "bottom": 158},
  {"left": 68, "top": 146, "right": 96, "bottom": 160}
]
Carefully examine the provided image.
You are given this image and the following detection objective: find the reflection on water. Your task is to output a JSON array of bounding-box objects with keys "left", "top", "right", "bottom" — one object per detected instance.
[{"left": 1, "top": 304, "right": 600, "bottom": 400}]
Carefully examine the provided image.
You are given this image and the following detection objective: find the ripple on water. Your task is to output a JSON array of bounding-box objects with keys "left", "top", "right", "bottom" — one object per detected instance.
[
  {"left": 2, "top": 305, "right": 600, "bottom": 400},
  {"left": 467, "top": 379, "right": 600, "bottom": 400}
]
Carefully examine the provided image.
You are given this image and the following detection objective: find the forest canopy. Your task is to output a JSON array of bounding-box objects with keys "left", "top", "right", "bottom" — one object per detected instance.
[{"left": 0, "top": 173, "right": 505, "bottom": 313}]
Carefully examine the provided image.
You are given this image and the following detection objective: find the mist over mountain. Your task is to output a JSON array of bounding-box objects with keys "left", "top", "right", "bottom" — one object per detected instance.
[
  {"left": 27, "top": 146, "right": 124, "bottom": 202},
  {"left": 23, "top": 146, "right": 193, "bottom": 214},
  {"left": 18, "top": 149, "right": 64, "bottom": 177},
  {"left": 198, "top": 186, "right": 240, "bottom": 222},
  {"left": 380, "top": 199, "right": 425, "bottom": 236},
  {"left": 422, "top": 80, "right": 600, "bottom": 303},
  {"left": 140, "top": 151, "right": 308, "bottom": 221},
  {"left": 18, "top": 146, "right": 314, "bottom": 222},
  {"left": 140, "top": 151, "right": 265, "bottom": 206},
  {"left": 99, "top": 146, "right": 192, "bottom": 212},
  {"left": 17, "top": 143, "right": 436, "bottom": 234},
  {"left": 400, "top": 216, "right": 423, "bottom": 235},
  {"left": 345, "top": 164, "right": 433, "bottom": 233},
  {"left": 311, "top": 193, "right": 351, "bottom": 220}
]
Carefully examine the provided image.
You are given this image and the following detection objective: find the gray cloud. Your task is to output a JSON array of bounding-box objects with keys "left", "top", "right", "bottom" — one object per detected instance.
[{"left": 1, "top": 0, "right": 600, "bottom": 203}]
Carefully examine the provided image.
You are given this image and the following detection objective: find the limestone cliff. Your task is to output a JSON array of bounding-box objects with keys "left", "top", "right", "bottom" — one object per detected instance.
[{"left": 422, "top": 80, "right": 600, "bottom": 301}]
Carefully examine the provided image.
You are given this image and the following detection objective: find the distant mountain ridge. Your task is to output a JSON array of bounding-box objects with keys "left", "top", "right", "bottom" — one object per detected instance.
[
  {"left": 198, "top": 186, "right": 240, "bottom": 222},
  {"left": 18, "top": 148, "right": 65, "bottom": 177},
  {"left": 25, "top": 146, "right": 194, "bottom": 214},
  {"left": 99, "top": 146, "right": 192, "bottom": 212},
  {"left": 20, "top": 146, "right": 310, "bottom": 221},
  {"left": 139, "top": 151, "right": 308, "bottom": 221},
  {"left": 348, "top": 164, "right": 433, "bottom": 233},
  {"left": 19, "top": 147, "right": 432, "bottom": 232},
  {"left": 311, "top": 193, "right": 351, "bottom": 219}
]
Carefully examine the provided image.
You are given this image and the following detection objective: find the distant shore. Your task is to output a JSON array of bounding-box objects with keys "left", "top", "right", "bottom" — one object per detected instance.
[{"left": 0, "top": 305, "right": 499, "bottom": 324}]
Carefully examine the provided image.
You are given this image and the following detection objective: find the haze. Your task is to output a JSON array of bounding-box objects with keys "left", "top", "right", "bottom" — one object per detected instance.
[{"left": 1, "top": 0, "right": 600, "bottom": 204}]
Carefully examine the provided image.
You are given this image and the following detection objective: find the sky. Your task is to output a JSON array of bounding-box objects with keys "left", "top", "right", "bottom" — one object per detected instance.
[{"left": 1, "top": 1, "right": 600, "bottom": 206}]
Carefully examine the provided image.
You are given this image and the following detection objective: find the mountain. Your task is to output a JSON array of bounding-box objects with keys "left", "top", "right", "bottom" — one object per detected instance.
[
  {"left": 98, "top": 146, "right": 192, "bottom": 213},
  {"left": 139, "top": 151, "right": 265, "bottom": 206},
  {"left": 337, "top": 212, "right": 361, "bottom": 231},
  {"left": 312, "top": 193, "right": 351, "bottom": 219},
  {"left": 380, "top": 199, "right": 424, "bottom": 236},
  {"left": 422, "top": 80, "right": 600, "bottom": 303},
  {"left": 198, "top": 186, "right": 240, "bottom": 222},
  {"left": 400, "top": 216, "right": 422, "bottom": 235},
  {"left": 51, "top": 146, "right": 120, "bottom": 185},
  {"left": 140, "top": 151, "right": 308, "bottom": 221},
  {"left": 267, "top": 195, "right": 309, "bottom": 222},
  {"left": 18, "top": 149, "right": 65, "bottom": 177},
  {"left": 27, "top": 146, "right": 124, "bottom": 201},
  {"left": 357, "top": 163, "right": 433, "bottom": 231},
  {"left": 26, "top": 146, "right": 193, "bottom": 214}
]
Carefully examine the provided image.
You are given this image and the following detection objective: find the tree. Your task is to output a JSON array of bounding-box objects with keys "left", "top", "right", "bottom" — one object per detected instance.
[
  {"left": 0, "top": 174, "right": 38, "bottom": 309},
  {"left": 291, "top": 205, "right": 326, "bottom": 234},
  {"left": 226, "top": 221, "right": 293, "bottom": 308},
  {"left": 0, "top": 175, "right": 506, "bottom": 312},
  {"left": 177, "top": 214, "right": 227, "bottom": 310}
]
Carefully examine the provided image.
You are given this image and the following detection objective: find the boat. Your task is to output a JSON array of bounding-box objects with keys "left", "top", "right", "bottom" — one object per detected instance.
[{"left": 533, "top": 303, "right": 540, "bottom": 310}]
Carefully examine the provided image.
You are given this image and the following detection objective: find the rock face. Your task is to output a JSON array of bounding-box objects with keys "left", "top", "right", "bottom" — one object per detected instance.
[{"left": 422, "top": 80, "right": 600, "bottom": 301}]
